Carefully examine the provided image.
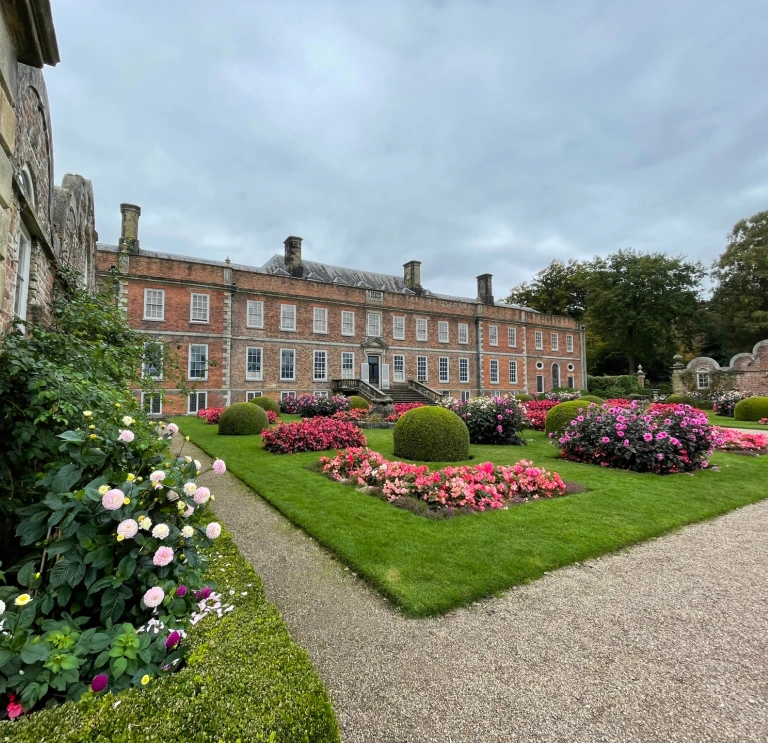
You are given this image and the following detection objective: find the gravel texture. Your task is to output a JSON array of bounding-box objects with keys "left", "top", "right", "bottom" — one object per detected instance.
[{"left": 190, "top": 440, "right": 768, "bottom": 743}]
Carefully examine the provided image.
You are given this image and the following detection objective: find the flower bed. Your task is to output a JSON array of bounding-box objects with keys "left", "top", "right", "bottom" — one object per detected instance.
[
  {"left": 262, "top": 417, "right": 366, "bottom": 454},
  {"left": 320, "top": 447, "right": 566, "bottom": 511},
  {"left": 386, "top": 402, "right": 424, "bottom": 422},
  {"left": 712, "top": 391, "right": 752, "bottom": 417},
  {"left": 521, "top": 399, "right": 559, "bottom": 430},
  {"left": 197, "top": 407, "right": 225, "bottom": 424},
  {"left": 331, "top": 408, "right": 368, "bottom": 423},
  {"left": 278, "top": 396, "right": 300, "bottom": 414},
  {"left": 542, "top": 391, "right": 581, "bottom": 402},
  {"left": 294, "top": 394, "right": 350, "bottom": 418},
  {"left": 604, "top": 398, "right": 631, "bottom": 407},
  {"left": 439, "top": 396, "right": 526, "bottom": 445},
  {"left": 714, "top": 427, "right": 768, "bottom": 451},
  {"left": 266, "top": 410, "right": 278, "bottom": 424},
  {"left": 554, "top": 402, "right": 717, "bottom": 474}
]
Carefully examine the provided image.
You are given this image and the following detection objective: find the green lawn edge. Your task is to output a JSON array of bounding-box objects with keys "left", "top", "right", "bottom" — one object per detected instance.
[
  {"left": 1, "top": 529, "right": 340, "bottom": 743},
  {"left": 177, "top": 417, "right": 768, "bottom": 618},
  {"left": 706, "top": 411, "right": 768, "bottom": 430}
]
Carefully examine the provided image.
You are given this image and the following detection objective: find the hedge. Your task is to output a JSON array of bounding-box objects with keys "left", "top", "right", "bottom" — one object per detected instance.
[
  {"left": 218, "top": 402, "right": 268, "bottom": 435},
  {"left": 544, "top": 400, "right": 587, "bottom": 438},
  {"left": 734, "top": 396, "right": 768, "bottom": 422},
  {"left": 249, "top": 395, "right": 280, "bottom": 414},
  {"left": 349, "top": 396, "right": 370, "bottom": 410},
  {"left": 665, "top": 394, "right": 697, "bottom": 406},
  {"left": 587, "top": 375, "right": 642, "bottom": 395},
  {"left": 579, "top": 395, "right": 605, "bottom": 404},
  {"left": 0, "top": 530, "right": 340, "bottom": 742},
  {"left": 393, "top": 406, "right": 469, "bottom": 462},
  {"left": 514, "top": 393, "right": 533, "bottom": 402}
]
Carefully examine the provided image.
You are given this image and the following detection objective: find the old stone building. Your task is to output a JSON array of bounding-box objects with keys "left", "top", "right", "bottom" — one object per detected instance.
[
  {"left": 673, "top": 341, "right": 768, "bottom": 396},
  {"left": 96, "top": 205, "right": 587, "bottom": 415},
  {"left": 0, "top": 1, "right": 96, "bottom": 335}
]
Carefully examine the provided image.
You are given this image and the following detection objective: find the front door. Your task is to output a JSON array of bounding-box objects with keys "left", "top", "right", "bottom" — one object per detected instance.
[{"left": 367, "top": 354, "right": 380, "bottom": 386}]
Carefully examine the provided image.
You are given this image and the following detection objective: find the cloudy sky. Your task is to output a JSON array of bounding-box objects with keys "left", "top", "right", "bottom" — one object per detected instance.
[{"left": 46, "top": 0, "right": 768, "bottom": 299}]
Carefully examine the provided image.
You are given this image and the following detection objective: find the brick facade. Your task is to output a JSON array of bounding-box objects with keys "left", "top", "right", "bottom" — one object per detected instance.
[
  {"left": 97, "top": 209, "right": 586, "bottom": 415},
  {"left": 674, "top": 341, "right": 768, "bottom": 396}
]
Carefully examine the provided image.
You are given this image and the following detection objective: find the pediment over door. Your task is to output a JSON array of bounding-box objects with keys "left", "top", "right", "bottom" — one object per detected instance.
[{"left": 361, "top": 337, "right": 389, "bottom": 350}]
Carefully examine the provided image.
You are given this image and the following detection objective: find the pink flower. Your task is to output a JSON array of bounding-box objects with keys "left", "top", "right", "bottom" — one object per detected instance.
[
  {"left": 166, "top": 490, "right": 179, "bottom": 502},
  {"left": 182, "top": 505, "right": 194, "bottom": 518},
  {"left": 102, "top": 489, "right": 125, "bottom": 510},
  {"left": 149, "top": 470, "right": 166, "bottom": 483},
  {"left": 194, "top": 486, "right": 211, "bottom": 504},
  {"left": 143, "top": 586, "right": 165, "bottom": 608},
  {"left": 205, "top": 522, "right": 222, "bottom": 539},
  {"left": 623, "top": 440, "right": 629, "bottom": 447},
  {"left": 175, "top": 584, "right": 187, "bottom": 597},
  {"left": 167, "top": 423, "right": 179, "bottom": 434},
  {"left": 153, "top": 546, "right": 174, "bottom": 566},
  {"left": 91, "top": 674, "right": 109, "bottom": 693},
  {"left": 601, "top": 437, "right": 610, "bottom": 444},
  {"left": 643, "top": 433, "right": 653, "bottom": 442},
  {"left": 117, "top": 429, "right": 134, "bottom": 443},
  {"left": 165, "top": 630, "right": 181, "bottom": 649},
  {"left": 117, "top": 519, "right": 138, "bottom": 539},
  {"left": 6, "top": 694, "right": 23, "bottom": 720},
  {"left": 212, "top": 459, "right": 226, "bottom": 474}
]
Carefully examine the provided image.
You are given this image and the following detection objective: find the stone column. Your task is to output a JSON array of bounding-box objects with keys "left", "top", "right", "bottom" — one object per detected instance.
[
  {"left": 636, "top": 365, "right": 646, "bottom": 388},
  {"left": 671, "top": 354, "right": 685, "bottom": 394}
]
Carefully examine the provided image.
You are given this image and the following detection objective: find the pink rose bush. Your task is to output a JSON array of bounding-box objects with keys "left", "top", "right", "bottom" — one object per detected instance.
[
  {"left": 320, "top": 447, "right": 566, "bottom": 511},
  {"left": 714, "top": 427, "right": 768, "bottom": 451},
  {"left": 262, "top": 417, "right": 366, "bottom": 454},
  {"left": 278, "top": 395, "right": 300, "bottom": 414},
  {"left": 554, "top": 402, "right": 718, "bottom": 473}
]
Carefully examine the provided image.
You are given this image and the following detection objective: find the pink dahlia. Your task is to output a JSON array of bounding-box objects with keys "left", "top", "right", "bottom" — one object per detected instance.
[
  {"left": 143, "top": 586, "right": 165, "bottom": 608},
  {"left": 205, "top": 522, "right": 222, "bottom": 539},
  {"left": 149, "top": 470, "right": 166, "bottom": 483},
  {"left": 193, "top": 486, "right": 211, "bottom": 504},
  {"left": 102, "top": 489, "right": 125, "bottom": 510},
  {"left": 165, "top": 630, "right": 181, "bottom": 649},
  {"left": 167, "top": 423, "right": 179, "bottom": 434},
  {"left": 117, "top": 429, "right": 135, "bottom": 443},
  {"left": 212, "top": 459, "right": 226, "bottom": 474},
  {"left": 117, "top": 519, "right": 139, "bottom": 539},
  {"left": 153, "top": 546, "right": 174, "bottom": 566}
]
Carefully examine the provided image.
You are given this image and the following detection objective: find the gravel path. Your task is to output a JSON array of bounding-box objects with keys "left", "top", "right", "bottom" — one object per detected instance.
[{"left": 190, "top": 441, "right": 768, "bottom": 743}]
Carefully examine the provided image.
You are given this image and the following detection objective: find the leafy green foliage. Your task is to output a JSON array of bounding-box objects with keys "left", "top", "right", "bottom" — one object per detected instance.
[
  {"left": 544, "top": 401, "right": 589, "bottom": 437},
  {"left": 587, "top": 375, "right": 642, "bottom": 395},
  {"left": 218, "top": 402, "right": 268, "bottom": 435},
  {"left": 349, "top": 396, "right": 370, "bottom": 410},
  {"left": 393, "top": 407, "right": 469, "bottom": 462},
  {"left": 734, "top": 396, "right": 768, "bottom": 422},
  {"left": 249, "top": 395, "right": 280, "bottom": 414},
  {"left": 579, "top": 395, "right": 605, "bottom": 404},
  {"left": 506, "top": 259, "right": 588, "bottom": 319},
  {"left": 514, "top": 393, "right": 533, "bottom": 402}
]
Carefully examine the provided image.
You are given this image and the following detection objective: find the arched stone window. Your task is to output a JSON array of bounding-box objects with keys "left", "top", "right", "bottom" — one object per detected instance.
[{"left": 552, "top": 363, "right": 561, "bottom": 389}]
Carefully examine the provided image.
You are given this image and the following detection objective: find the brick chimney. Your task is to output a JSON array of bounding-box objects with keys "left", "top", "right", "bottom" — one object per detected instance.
[
  {"left": 477, "top": 273, "right": 494, "bottom": 305},
  {"left": 119, "top": 203, "right": 141, "bottom": 253},
  {"left": 284, "top": 236, "right": 303, "bottom": 277},
  {"left": 403, "top": 260, "right": 422, "bottom": 292}
]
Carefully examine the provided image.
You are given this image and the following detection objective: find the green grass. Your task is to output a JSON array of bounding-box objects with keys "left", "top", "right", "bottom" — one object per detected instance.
[
  {"left": 175, "top": 416, "right": 768, "bottom": 617},
  {"left": 706, "top": 412, "right": 768, "bottom": 430}
]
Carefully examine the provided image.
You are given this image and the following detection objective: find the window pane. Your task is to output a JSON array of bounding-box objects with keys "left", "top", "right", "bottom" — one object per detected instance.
[
  {"left": 490, "top": 359, "right": 499, "bottom": 383},
  {"left": 367, "top": 312, "right": 382, "bottom": 337},
  {"left": 189, "top": 344, "right": 208, "bottom": 379},
  {"left": 246, "top": 347, "right": 262, "bottom": 379},
  {"left": 458, "top": 323, "right": 468, "bottom": 344},
  {"left": 281, "top": 305, "right": 296, "bottom": 330},
  {"left": 509, "top": 360, "right": 517, "bottom": 384},
  {"left": 438, "top": 322, "right": 449, "bottom": 343},
  {"left": 247, "top": 300, "right": 264, "bottom": 328},
  {"left": 416, "top": 319, "right": 427, "bottom": 341},
  {"left": 191, "top": 294, "right": 209, "bottom": 322},
  {"left": 342, "top": 311, "right": 355, "bottom": 336},
  {"left": 508, "top": 327, "right": 517, "bottom": 347},
  {"left": 489, "top": 326, "right": 498, "bottom": 345},
  {"left": 417, "top": 356, "right": 427, "bottom": 381},
  {"left": 393, "top": 316, "right": 405, "bottom": 340},
  {"left": 439, "top": 357, "right": 449, "bottom": 382},
  {"left": 566, "top": 334, "right": 574, "bottom": 352},
  {"left": 535, "top": 331, "right": 543, "bottom": 349},
  {"left": 393, "top": 354, "right": 405, "bottom": 381},
  {"left": 143, "top": 342, "right": 163, "bottom": 379},
  {"left": 280, "top": 349, "right": 295, "bottom": 379},
  {"left": 144, "top": 289, "right": 164, "bottom": 320},
  {"left": 314, "top": 351, "right": 327, "bottom": 380},
  {"left": 551, "top": 333, "right": 559, "bottom": 351},
  {"left": 459, "top": 358, "right": 469, "bottom": 382},
  {"left": 313, "top": 308, "right": 328, "bottom": 333},
  {"left": 341, "top": 352, "right": 355, "bottom": 379}
]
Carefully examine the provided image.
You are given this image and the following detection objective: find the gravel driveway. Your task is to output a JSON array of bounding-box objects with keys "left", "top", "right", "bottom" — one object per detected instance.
[{"left": 191, "top": 441, "right": 768, "bottom": 743}]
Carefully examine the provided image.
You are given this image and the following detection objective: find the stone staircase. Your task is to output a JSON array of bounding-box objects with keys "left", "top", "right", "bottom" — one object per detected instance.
[{"left": 386, "top": 384, "right": 437, "bottom": 405}]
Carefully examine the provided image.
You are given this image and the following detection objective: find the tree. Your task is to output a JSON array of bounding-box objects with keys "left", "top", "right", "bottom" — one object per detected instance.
[
  {"left": 506, "top": 259, "right": 588, "bottom": 320},
  {"left": 709, "top": 209, "right": 768, "bottom": 355}
]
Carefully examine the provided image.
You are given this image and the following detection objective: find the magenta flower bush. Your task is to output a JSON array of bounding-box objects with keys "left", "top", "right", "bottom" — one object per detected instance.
[
  {"left": 320, "top": 447, "right": 566, "bottom": 511},
  {"left": 294, "top": 394, "right": 350, "bottom": 418},
  {"left": 262, "top": 417, "right": 366, "bottom": 454},
  {"left": 439, "top": 396, "right": 526, "bottom": 445},
  {"left": 554, "top": 402, "right": 719, "bottom": 473}
]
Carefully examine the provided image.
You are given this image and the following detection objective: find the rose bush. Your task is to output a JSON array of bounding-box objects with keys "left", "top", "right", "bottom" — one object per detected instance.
[
  {"left": 439, "top": 396, "right": 526, "bottom": 445},
  {"left": 521, "top": 399, "right": 559, "bottom": 430},
  {"left": 320, "top": 447, "right": 566, "bottom": 511},
  {"left": 295, "top": 394, "right": 350, "bottom": 418},
  {"left": 712, "top": 391, "right": 752, "bottom": 417},
  {"left": 261, "top": 418, "right": 366, "bottom": 454}
]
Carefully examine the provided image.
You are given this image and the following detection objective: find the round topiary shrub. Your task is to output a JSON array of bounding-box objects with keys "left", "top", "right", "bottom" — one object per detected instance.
[
  {"left": 544, "top": 400, "right": 590, "bottom": 438},
  {"left": 579, "top": 395, "right": 605, "bottom": 404},
  {"left": 734, "top": 396, "right": 768, "bottom": 421},
  {"left": 249, "top": 395, "right": 279, "bottom": 414},
  {"left": 515, "top": 393, "right": 533, "bottom": 402},
  {"left": 349, "top": 396, "right": 370, "bottom": 410},
  {"left": 218, "top": 402, "right": 268, "bottom": 436},
  {"left": 665, "top": 393, "right": 694, "bottom": 405},
  {"left": 393, "top": 406, "right": 469, "bottom": 462}
]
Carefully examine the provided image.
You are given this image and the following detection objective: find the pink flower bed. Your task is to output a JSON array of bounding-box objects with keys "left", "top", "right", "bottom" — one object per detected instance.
[
  {"left": 521, "top": 399, "right": 559, "bottom": 430},
  {"left": 197, "top": 407, "right": 225, "bottom": 424},
  {"left": 714, "top": 427, "right": 768, "bottom": 451},
  {"left": 331, "top": 408, "right": 368, "bottom": 422},
  {"left": 266, "top": 410, "right": 278, "bottom": 424},
  {"left": 320, "top": 447, "right": 566, "bottom": 511},
  {"left": 386, "top": 402, "right": 425, "bottom": 422},
  {"left": 760, "top": 418, "right": 768, "bottom": 425},
  {"left": 604, "top": 398, "right": 632, "bottom": 407},
  {"left": 262, "top": 417, "right": 366, "bottom": 454}
]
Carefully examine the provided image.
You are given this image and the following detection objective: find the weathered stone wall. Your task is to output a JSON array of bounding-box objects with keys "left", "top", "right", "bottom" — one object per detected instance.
[{"left": 674, "top": 341, "right": 768, "bottom": 396}]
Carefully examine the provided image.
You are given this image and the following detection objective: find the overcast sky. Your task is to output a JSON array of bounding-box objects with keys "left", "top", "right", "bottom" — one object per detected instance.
[{"left": 46, "top": 0, "right": 768, "bottom": 299}]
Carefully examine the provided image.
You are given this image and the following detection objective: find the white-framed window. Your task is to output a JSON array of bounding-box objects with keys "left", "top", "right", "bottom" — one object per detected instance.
[
  {"left": 280, "top": 391, "right": 296, "bottom": 402},
  {"left": 12, "top": 225, "right": 31, "bottom": 323},
  {"left": 280, "top": 348, "right": 295, "bottom": 380},
  {"left": 313, "top": 350, "right": 327, "bottom": 381},
  {"left": 341, "top": 351, "right": 355, "bottom": 379},
  {"left": 534, "top": 331, "right": 543, "bottom": 350},
  {"left": 314, "top": 390, "right": 329, "bottom": 398},
  {"left": 313, "top": 307, "right": 328, "bottom": 334},
  {"left": 489, "top": 359, "right": 499, "bottom": 384},
  {"left": 459, "top": 357, "right": 469, "bottom": 383},
  {"left": 536, "top": 375, "right": 545, "bottom": 393},
  {"left": 142, "top": 342, "right": 163, "bottom": 380},
  {"left": 366, "top": 289, "right": 383, "bottom": 302},
  {"left": 458, "top": 323, "right": 469, "bottom": 344},
  {"left": 417, "top": 356, "right": 428, "bottom": 382},
  {"left": 341, "top": 311, "right": 355, "bottom": 336},
  {"left": 697, "top": 369, "right": 710, "bottom": 389},
  {"left": 508, "top": 327, "right": 517, "bottom": 347},
  {"left": 247, "top": 300, "right": 264, "bottom": 328},
  {"left": 188, "top": 344, "right": 208, "bottom": 380},
  {"left": 190, "top": 293, "right": 210, "bottom": 323},
  {"left": 439, "top": 356, "right": 449, "bottom": 383},
  {"left": 489, "top": 325, "right": 498, "bottom": 346},
  {"left": 246, "top": 346, "right": 263, "bottom": 380},
  {"left": 188, "top": 391, "right": 207, "bottom": 414},
  {"left": 245, "top": 391, "right": 264, "bottom": 402},
  {"left": 280, "top": 304, "right": 296, "bottom": 331},
  {"left": 393, "top": 354, "right": 405, "bottom": 382},
  {"left": 392, "top": 315, "right": 405, "bottom": 340},
  {"left": 438, "top": 321, "right": 449, "bottom": 343},
  {"left": 509, "top": 360, "right": 518, "bottom": 384},
  {"left": 460, "top": 390, "right": 471, "bottom": 402},
  {"left": 366, "top": 311, "right": 382, "bottom": 337},
  {"left": 141, "top": 392, "right": 163, "bottom": 416},
  {"left": 416, "top": 318, "right": 428, "bottom": 341},
  {"left": 566, "top": 334, "right": 574, "bottom": 353},
  {"left": 551, "top": 333, "right": 559, "bottom": 351},
  {"left": 552, "top": 363, "right": 561, "bottom": 388},
  {"left": 143, "top": 288, "right": 165, "bottom": 321},
  {"left": 567, "top": 376, "right": 575, "bottom": 389}
]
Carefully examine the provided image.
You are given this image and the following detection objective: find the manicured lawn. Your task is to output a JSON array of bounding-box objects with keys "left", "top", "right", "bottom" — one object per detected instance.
[
  {"left": 175, "top": 416, "right": 768, "bottom": 617},
  {"left": 706, "top": 412, "right": 768, "bottom": 430}
]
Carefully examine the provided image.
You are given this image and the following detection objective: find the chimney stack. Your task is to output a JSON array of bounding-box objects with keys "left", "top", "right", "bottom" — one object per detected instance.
[
  {"left": 403, "top": 260, "right": 422, "bottom": 293},
  {"left": 119, "top": 203, "right": 141, "bottom": 253},
  {"left": 284, "top": 236, "right": 303, "bottom": 277},
  {"left": 477, "top": 273, "right": 494, "bottom": 305}
]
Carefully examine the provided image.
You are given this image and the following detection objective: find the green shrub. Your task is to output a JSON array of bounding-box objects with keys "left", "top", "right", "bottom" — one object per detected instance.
[
  {"left": 367, "top": 413, "right": 384, "bottom": 422},
  {"left": 545, "top": 400, "right": 589, "bottom": 437},
  {"left": 734, "top": 396, "right": 768, "bottom": 421},
  {"left": 218, "top": 402, "right": 268, "bottom": 435},
  {"left": 249, "top": 395, "right": 279, "bottom": 414},
  {"left": 665, "top": 393, "right": 695, "bottom": 405},
  {"left": 393, "top": 406, "right": 469, "bottom": 462},
  {"left": 579, "top": 395, "right": 605, "bottom": 404},
  {"left": 515, "top": 393, "right": 533, "bottom": 402},
  {"left": 349, "top": 396, "right": 370, "bottom": 410},
  {"left": 696, "top": 400, "right": 714, "bottom": 410},
  {"left": 0, "top": 530, "right": 340, "bottom": 743},
  {"left": 587, "top": 375, "right": 642, "bottom": 395}
]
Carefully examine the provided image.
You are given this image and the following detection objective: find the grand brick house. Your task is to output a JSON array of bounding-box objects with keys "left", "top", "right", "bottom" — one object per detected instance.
[{"left": 96, "top": 205, "right": 587, "bottom": 415}]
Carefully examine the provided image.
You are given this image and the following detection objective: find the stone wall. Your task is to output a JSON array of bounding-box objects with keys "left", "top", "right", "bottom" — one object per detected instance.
[{"left": 673, "top": 341, "right": 768, "bottom": 396}]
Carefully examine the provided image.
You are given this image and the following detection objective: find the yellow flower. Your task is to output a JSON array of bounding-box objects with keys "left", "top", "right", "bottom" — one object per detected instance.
[
  {"left": 83, "top": 411, "right": 93, "bottom": 418},
  {"left": 98, "top": 485, "right": 109, "bottom": 495},
  {"left": 210, "top": 495, "right": 215, "bottom": 501},
  {"left": 14, "top": 593, "right": 32, "bottom": 606},
  {"left": 126, "top": 474, "right": 135, "bottom": 481},
  {"left": 136, "top": 477, "right": 143, "bottom": 482},
  {"left": 185, "top": 436, "right": 190, "bottom": 442},
  {"left": 114, "top": 403, "right": 122, "bottom": 408},
  {"left": 117, "top": 534, "right": 125, "bottom": 542},
  {"left": 89, "top": 434, "right": 97, "bottom": 440},
  {"left": 123, "top": 498, "right": 131, "bottom": 505},
  {"left": 88, "top": 424, "right": 96, "bottom": 430},
  {"left": 141, "top": 674, "right": 150, "bottom": 686},
  {"left": 122, "top": 416, "right": 134, "bottom": 426}
]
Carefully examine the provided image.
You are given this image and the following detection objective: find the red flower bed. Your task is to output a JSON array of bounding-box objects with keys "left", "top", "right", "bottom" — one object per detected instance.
[
  {"left": 262, "top": 417, "right": 366, "bottom": 454},
  {"left": 386, "top": 402, "right": 425, "bottom": 422},
  {"left": 331, "top": 408, "right": 368, "bottom": 422},
  {"left": 604, "top": 398, "right": 631, "bottom": 407},
  {"left": 521, "top": 399, "right": 559, "bottom": 430},
  {"left": 266, "top": 410, "right": 278, "bottom": 424},
  {"left": 197, "top": 407, "right": 225, "bottom": 424},
  {"left": 715, "top": 427, "right": 768, "bottom": 451},
  {"left": 646, "top": 402, "right": 705, "bottom": 416}
]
